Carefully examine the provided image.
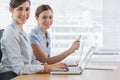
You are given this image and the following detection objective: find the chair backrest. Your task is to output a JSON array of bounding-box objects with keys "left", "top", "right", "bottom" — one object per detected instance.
[
  {"left": 0, "top": 71, "right": 17, "bottom": 80},
  {"left": 0, "top": 29, "right": 4, "bottom": 62}
]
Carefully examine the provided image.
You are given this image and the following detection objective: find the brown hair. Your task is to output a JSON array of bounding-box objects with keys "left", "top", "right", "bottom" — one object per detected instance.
[
  {"left": 35, "top": 4, "right": 53, "bottom": 17},
  {"left": 9, "top": 0, "right": 31, "bottom": 8}
]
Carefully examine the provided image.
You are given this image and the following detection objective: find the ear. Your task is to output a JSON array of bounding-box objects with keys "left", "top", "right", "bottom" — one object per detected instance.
[{"left": 9, "top": 7, "right": 14, "bottom": 14}]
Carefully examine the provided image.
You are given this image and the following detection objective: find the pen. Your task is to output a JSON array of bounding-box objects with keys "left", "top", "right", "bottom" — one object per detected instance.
[{"left": 78, "top": 35, "right": 81, "bottom": 39}]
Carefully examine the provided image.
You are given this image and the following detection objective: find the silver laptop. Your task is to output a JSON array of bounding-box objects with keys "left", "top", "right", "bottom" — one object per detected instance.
[
  {"left": 50, "top": 45, "right": 96, "bottom": 75},
  {"left": 65, "top": 40, "right": 85, "bottom": 67}
]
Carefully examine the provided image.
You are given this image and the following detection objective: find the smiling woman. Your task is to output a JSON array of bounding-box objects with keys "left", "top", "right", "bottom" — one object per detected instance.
[
  {"left": 9, "top": 0, "right": 31, "bottom": 28},
  {"left": 28, "top": 4, "right": 80, "bottom": 64},
  {"left": 0, "top": 0, "right": 68, "bottom": 75}
]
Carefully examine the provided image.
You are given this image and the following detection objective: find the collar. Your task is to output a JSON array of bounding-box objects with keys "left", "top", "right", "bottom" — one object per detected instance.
[
  {"left": 35, "top": 24, "right": 49, "bottom": 39},
  {"left": 11, "top": 19, "right": 26, "bottom": 36}
]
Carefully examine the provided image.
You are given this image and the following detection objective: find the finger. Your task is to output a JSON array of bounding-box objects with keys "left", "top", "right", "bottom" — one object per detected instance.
[
  {"left": 76, "top": 39, "right": 80, "bottom": 42},
  {"left": 60, "top": 65, "right": 67, "bottom": 68},
  {"left": 64, "top": 68, "right": 69, "bottom": 71},
  {"left": 62, "top": 63, "right": 68, "bottom": 67},
  {"left": 60, "top": 62, "right": 68, "bottom": 66},
  {"left": 58, "top": 67, "right": 69, "bottom": 72},
  {"left": 60, "top": 64, "right": 68, "bottom": 69},
  {"left": 56, "top": 68, "right": 67, "bottom": 72}
]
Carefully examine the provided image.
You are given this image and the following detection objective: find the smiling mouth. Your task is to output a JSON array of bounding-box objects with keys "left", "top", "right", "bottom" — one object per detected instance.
[{"left": 19, "top": 16, "right": 28, "bottom": 20}]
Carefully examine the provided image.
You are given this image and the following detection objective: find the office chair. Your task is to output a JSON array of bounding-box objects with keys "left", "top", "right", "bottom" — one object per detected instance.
[
  {"left": 0, "top": 29, "right": 17, "bottom": 80},
  {"left": 0, "top": 29, "right": 4, "bottom": 62}
]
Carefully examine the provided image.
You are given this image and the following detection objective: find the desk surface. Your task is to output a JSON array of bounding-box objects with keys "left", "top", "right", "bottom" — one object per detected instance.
[{"left": 11, "top": 62, "right": 120, "bottom": 80}]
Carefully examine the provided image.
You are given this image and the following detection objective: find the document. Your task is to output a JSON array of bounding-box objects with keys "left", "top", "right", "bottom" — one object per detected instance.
[
  {"left": 91, "top": 55, "right": 120, "bottom": 62},
  {"left": 94, "top": 48, "right": 120, "bottom": 55},
  {"left": 86, "top": 64, "right": 118, "bottom": 70}
]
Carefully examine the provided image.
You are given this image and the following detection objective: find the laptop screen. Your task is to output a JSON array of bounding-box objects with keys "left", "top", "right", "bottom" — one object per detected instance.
[{"left": 80, "top": 46, "right": 96, "bottom": 70}]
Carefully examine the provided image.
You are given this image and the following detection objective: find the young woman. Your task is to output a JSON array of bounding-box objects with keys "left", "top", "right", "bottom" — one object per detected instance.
[
  {"left": 29, "top": 5, "right": 80, "bottom": 64},
  {"left": 0, "top": 0, "right": 67, "bottom": 75}
]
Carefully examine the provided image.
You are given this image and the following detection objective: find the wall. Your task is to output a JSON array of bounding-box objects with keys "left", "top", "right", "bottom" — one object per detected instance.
[{"left": 103, "top": 0, "right": 120, "bottom": 48}]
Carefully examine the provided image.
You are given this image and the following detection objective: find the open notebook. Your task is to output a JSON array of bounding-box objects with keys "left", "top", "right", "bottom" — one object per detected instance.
[{"left": 50, "top": 45, "right": 96, "bottom": 75}]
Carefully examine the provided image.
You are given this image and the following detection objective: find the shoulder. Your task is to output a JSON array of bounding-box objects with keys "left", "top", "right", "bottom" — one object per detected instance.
[
  {"left": 28, "top": 27, "right": 40, "bottom": 44},
  {"left": 29, "top": 26, "right": 38, "bottom": 35},
  {"left": 29, "top": 26, "right": 40, "bottom": 39},
  {"left": 5, "top": 24, "right": 19, "bottom": 36},
  {"left": 1, "top": 24, "right": 19, "bottom": 43}
]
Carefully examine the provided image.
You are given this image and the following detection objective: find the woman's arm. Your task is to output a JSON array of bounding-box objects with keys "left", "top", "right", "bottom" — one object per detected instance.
[{"left": 32, "top": 39, "right": 80, "bottom": 64}]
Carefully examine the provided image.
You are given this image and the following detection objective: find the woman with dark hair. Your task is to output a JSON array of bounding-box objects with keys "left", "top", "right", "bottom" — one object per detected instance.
[
  {"left": 29, "top": 5, "right": 80, "bottom": 64},
  {"left": 0, "top": 0, "right": 67, "bottom": 75}
]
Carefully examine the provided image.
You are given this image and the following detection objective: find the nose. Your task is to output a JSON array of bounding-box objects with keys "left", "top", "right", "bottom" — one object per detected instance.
[
  {"left": 21, "top": 10, "right": 27, "bottom": 16},
  {"left": 46, "top": 18, "right": 51, "bottom": 22}
]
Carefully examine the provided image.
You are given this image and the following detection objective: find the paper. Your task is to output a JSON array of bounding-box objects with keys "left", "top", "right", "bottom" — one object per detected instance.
[
  {"left": 94, "top": 48, "right": 120, "bottom": 55},
  {"left": 91, "top": 55, "right": 120, "bottom": 62},
  {"left": 86, "top": 64, "right": 118, "bottom": 70}
]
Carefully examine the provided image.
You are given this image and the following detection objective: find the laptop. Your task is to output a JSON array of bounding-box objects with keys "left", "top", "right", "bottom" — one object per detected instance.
[
  {"left": 64, "top": 39, "right": 85, "bottom": 67},
  {"left": 50, "top": 45, "right": 96, "bottom": 75}
]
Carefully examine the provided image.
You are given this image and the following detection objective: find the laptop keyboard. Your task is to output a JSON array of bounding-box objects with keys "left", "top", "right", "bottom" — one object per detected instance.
[{"left": 68, "top": 67, "right": 81, "bottom": 72}]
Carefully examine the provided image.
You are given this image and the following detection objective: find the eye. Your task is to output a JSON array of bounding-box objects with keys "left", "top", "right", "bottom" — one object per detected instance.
[
  {"left": 26, "top": 7, "right": 30, "bottom": 11},
  {"left": 17, "top": 7, "right": 23, "bottom": 11},
  {"left": 42, "top": 16, "right": 47, "bottom": 19},
  {"left": 49, "top": 16, "right": 53, "bottom": 19}
]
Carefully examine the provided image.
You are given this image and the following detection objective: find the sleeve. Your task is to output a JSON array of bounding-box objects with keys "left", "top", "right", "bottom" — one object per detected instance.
[
  {"left": 1, "top": 30, "right": 44, "bottom": 75},
  {"left": 29, "top": 33, "right": 41, "bottom": 46},
  {"left": 31, "top": 54, "right": 43, "bottom": 64}
]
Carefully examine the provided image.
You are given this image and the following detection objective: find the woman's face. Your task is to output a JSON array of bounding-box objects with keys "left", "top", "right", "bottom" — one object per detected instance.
[
  {"left": 9, "top": 1, "right": 30, "bottom": 27},
  {"left": 36, "top": 9, "right": 53, "bottom": 31}
]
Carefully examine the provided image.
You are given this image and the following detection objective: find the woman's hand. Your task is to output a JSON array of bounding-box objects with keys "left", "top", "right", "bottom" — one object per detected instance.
[
  {"left": 69, "top": 39, "right": 80, "bottom": 53},
  {"left": 43, "top": 62, "right": 68, "bottom": 73}
]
